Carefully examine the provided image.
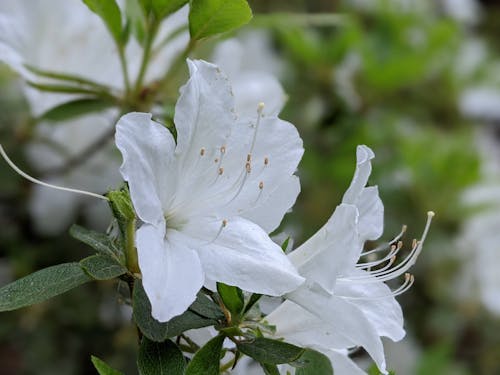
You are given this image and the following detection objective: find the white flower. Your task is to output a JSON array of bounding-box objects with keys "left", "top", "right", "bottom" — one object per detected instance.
[
  {"left": 212, "top": 31, "right": 286, "bottom": 117},
  {"left": 266, "top": 145, "right": 434, "bottom": 374},
  {"left": 115, "top": 59, "right": 305, "bottom": 322}
]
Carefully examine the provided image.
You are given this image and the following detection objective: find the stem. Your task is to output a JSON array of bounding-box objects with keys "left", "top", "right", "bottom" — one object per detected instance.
[
  {"left": 118, "top": 45, "right": 131, "bottom": 97},
  {"left": 134, "top": 20, "right": 159, "bottom": 96},
  {"left": 125, "top": 217, "right": 140, "bottom": 274}
]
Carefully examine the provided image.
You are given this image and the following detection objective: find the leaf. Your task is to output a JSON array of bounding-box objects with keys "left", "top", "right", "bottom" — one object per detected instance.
[
  {"left": 152, "top": 0, "right": 188, "bottom": 19},
  {"left": 237, "top": 338, "right": 304, "bottom": 365},
  {"left": 91, "top": 355, "right": 124, "bottom": 375},
  {"left": 243, "top": 293, "right": 262, "bottom": 314},
  {"left": 83, "top": 0, "right": 124, "bottom": 44},
  {"left": 25, "top": 65, "right": 110, "bottom": 90},
  {"left": 292, "top": 349, "right": 333, "bottom": 375},
  {"left": 70, "top": 225, "right": 123, "bottom": 262},
  {"left": 38, "top": 98, "right": 115, "bottom": 122},
  {"left": 188, "top": 292, "right": 225, "bottom": 320},
  {"left": 185, "top": 335, "right": 225, "bottom": 375},
  {"left": 0, "top": 263, "right": 92, "bottom": 311},
  {"left": 217, "top": 282, "right": 244, "bottom": 317},
  {"left": 137, "top": 338, "right": 186, "bottom": 375},
  {"left": 26, "top": 81, "right": 109, "bottom": 95},
  {"left": 80, "top": 254, "right": 127, "bottom": 280},
  {"left": 133, "top": 280, "right": 220, "bottom": 342},
  {"left": 189, "top": 0, "right": 252, "bottom": 40},
  {"left": 260, "top": 363, "right": 280, "bottom": 375}
]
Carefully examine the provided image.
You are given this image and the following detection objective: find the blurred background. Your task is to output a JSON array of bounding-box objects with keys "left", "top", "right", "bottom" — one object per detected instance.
[{"left": 1, "top": 0, "right": 500, "bottom": 373}]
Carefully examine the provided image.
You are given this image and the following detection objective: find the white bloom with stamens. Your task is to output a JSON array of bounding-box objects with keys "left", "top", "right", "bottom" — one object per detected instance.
[
  {"left": 115, "top": 59, "right": 304, "bottom": 322},
  {"left": 266, "top": 145, "right": 434, "bottom": 375}
]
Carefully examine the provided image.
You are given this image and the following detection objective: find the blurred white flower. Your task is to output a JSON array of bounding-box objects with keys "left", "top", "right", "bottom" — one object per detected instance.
[
  {"left": 266, "top": 145, "right": 434, "bottom": 374},
  {"left": 333, "top": 53, "right": 362, "bottom": 112},
  {"left": 441, "top": 0, "right": 482, "bottom": 26},
  {"left": 115, "top": 60, "right": 304, "bottom": 322},
  {"left": 212, "top": 31, "right": 286, "bottom": 117},
  {"left": 460, "top": 87, "right": 500, "bottom": 122},
  {"left": 0, "top": 0, "right": 188, "bottom": 233}
]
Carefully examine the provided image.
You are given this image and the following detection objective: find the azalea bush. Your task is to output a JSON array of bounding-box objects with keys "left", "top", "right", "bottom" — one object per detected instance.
[{"left": 6, "top": 0, "right": 498, "bottom": 374}]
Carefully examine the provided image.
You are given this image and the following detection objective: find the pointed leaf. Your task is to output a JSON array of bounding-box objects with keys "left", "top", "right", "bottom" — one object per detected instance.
[
  {"left": 260, "top": 363, "right": 280, "bottom": 375},
  {"left": 0, "top": 263, "right": 92, "bottom": 311},
  {"left": 133, "top": 280, "right": 220, "bottom": 342},
  {"left": 189, "top": 0, "right": 252, "bottom": 40},
  {"left": 38, "top": 98, "right": 115, "bottom": 122},
  {"left": 80, "top": 254, "right": 127, "bottom": 280},
  {"left": 292, "top": 349, "right": 333, "bottom": 375},
  {"left": 138, "top": 338, "right": 186, "bottom": 375},
  {"left": 217, "top": 282, "right": 244, "bottom": 317},
  {"left": 185, "top": 335, "right": 225, "bottom": 375},
  {"left": 91, "top": 355, "right": 124, "bottom": 375},
  {"left": 70, "top": 225, "right": 123, "bottom": 262},
  {"left": 152, "top": 0, "right": 188, "bottom": 19},
  {"left": 83, "top": 0, "right": 125, "bottom": 44},
  {"left": 237, "top": 338, "right": 304, "bottom": 365}
]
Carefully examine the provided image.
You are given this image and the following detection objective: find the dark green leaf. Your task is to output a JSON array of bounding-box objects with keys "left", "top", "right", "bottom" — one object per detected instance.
[
  {"left": 126, "top": 0, "right": 148, "bottom": 45},
  {"left": 243, "top": 293, "right": 262, "bottom": 314},
  {"left": 25, "top": 65, "right": 111, "bottom": 90},
  {"left": 26, "top": 81, "right": 110, "bottom": 96},
  {"left": 217, "top": 282, "right": 244, "bottom": 317},
  {"left": 368, "top": 364, "right": 396, "bottom": 375},
  {"left": 70, "top": 225, "right": 123, "bottom": 262},
  {"left": 133, "top": 280, "right": 219, "bottom": 342},
  {"left": 237, "top": 338, "right": 304, "bottom": 365},
  {"left": 83, "top": 0, "right": 124, "bottom": 44},
  {"left": 38, "top": 98, "right": 115, "bottom": 122},
  {"left": 138, "top": 338, "right": 186, "bottom": 375},
  {"left": 185, "top": 335, "right": 225, "bottom": 375},
  {"left": 152, "top": 0, "right": 188, "bottom": 19},
  {"left": 80, "top": 254, "right": 127, "bottom": 280},
  {"left": 281, "top": 237, "right": 291, "bottom": 252},
  {"left": 189, "top": 0, "right": 252, "bottom": 40},
  {"left": 292, "top": 349, "right": 333, "bottom": 375},
  {"left": 91, "top": 355, "right": 124, "bottom": 375},
  {"left": 189, "top": 292, "right": 225, "bottom": 320},
  {"left": 0, "top": 263, "right": 92, "bottom": 311}
]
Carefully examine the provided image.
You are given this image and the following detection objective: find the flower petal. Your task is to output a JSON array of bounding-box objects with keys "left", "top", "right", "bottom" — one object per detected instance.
[
  {"left": 136, "top": 224, "right": 204, "bottom": 322},
  {"left": 288, "top": 204, "right": 360, "bottom": 292},
  {"left": 326, "top": 350, "right": 367, "bottom": 375},
  {"left": 115, "top": 112, "right": 176, "bottom": 227},
  {"left": 357, "top": 186, "right": 384, "bottom": 241},
  {"left": 286, "top": 284, "right": 388, "bottom": 374},
  {"left": 335, "top": 270, "right": 405, "bottom": 342},
  {"left": 181, "top": 216, "right": 304, "bottom": 295},
  {"left": 342, "top": 145, "right": 375, "bottom": 205}
]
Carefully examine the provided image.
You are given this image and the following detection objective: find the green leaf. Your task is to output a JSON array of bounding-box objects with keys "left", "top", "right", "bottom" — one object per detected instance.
[
  {"left": 80, "top": 254, "right": 127, "bottom": 280},
  {"left": 0, "top": 263, "right": 92, "bottom": 311},
  {"left": 292, "top": 349, "right": 333, "bottom": 375},
  {"left": 281, "top": 237, "right": 291, "bottom": 252},
  {"left": 237, "top": 338, "right": 304, "bottom": 365},
  {"left": 83, "top": 0, "right": 124, "bottom": 44},
  {"left": 217, "top": 282, "right": 244, "bottom": 317},
  {"left": 189, "top": 0, "right": 253, "bottom": 40},
  {"left": 138, "top": 338, "right": 186, "bottom": 375},
  {"left": 70, "top": 225, "right": 123, "bottom": 262},
  {"left": 133, "top": 280, "right": 220, "bottom": 342},
  {"left": 106, "top": 188, "right": 136, "bottom": 237},
  {"left": 25, "top": 65, "right": 111, "bottom": 90},
  {"left": 91, "top": 355, "right": 124, "bottom": 375},
  {"left": 38, "top": 98, "right": 115, "bottom": 122},
  {"left": 26, "top": 81, "right": 110, "bottom": 96},
  {"left": 243, "top": 293, "right": 262, "bottom": 314},
  {"left": 189, "top": 292, "right": 225, "bottom": 320},
  {"left": 260, "top": 363, "right": 280, "bottom": 375},
  {"left": 152, "top": 0, "right": 188, "bottom": 19},
  {"left": 185, "top": 335, "right": 225, "bottom": 375}
]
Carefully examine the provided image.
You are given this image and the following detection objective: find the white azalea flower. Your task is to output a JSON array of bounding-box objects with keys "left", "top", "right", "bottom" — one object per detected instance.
[
  {"left": 115, "top": 59, "right": 304, "bottom": 322},
  {"left": 266, "top": 145, "right": 434, "bottom": 374}
]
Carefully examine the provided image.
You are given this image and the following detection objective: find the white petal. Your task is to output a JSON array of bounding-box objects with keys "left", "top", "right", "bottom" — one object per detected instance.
[
  {"left": 136, "top": 224, "right": 204, "bottom": 322},
  {"left": 181, "top": 216, "right": 304, "bottom": 295},
  {"left": 342, "top": 145, "right": 375, "bottom": 205},
  {"left": 357, "top": 186, "right": 384, "bottom": 241},
  {"left": 335, "top": 270, "right": 405, "bottom": 342},
  {"left": 242, "top": 175, "right": 300, "bottom": 233},
  {"left": 326, "top": 350, "right": 368, "bottom": 375},
  {"left": 288, "top": 204, "right": 360, "bottom": 292},
  {"left": 115, "top": 112, "right": 176, "bottom": 227},
  {"left": 287, "top": 284, "right": 387, "bottom": 373}
]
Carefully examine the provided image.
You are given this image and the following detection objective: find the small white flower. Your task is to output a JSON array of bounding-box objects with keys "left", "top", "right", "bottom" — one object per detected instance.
[
  {"left": 115, "top": 59, "right": 305, "bottom": 322},
  {"left": 266, "top": 145, "right": 434, "bottom": 374}
]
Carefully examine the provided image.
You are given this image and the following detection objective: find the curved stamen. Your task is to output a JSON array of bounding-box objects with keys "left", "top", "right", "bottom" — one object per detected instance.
[
  {"left": 356, "top": 242, "right": 402, "bottom": 269},
  {"left": 359, "top": 225, "right": 407, "bottom": 257},
  {"left": 0, "top": 144, "right": 108, "bottom": 201},
  {"left": 339, "top": 273, "right": 415, "bottom": 300}
]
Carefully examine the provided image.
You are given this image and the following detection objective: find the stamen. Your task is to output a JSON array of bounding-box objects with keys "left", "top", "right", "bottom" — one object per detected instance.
[
  {"left": 339, "top": 273, "right": 415, "bottom": 300},
  {"left": 356, "top": 242, "right": 402, "bottom": 268},
  {"left": 200, "top": 147, "right": 206, "bottom": 156},
  {"left": 247, "top": 154, "right": 252, "bottom": 162},
  {"left": 214, "top": 158, "right": 219, "bottom": 163},
  {"left": 205, "top": 219, "right": 228, "bottom": 245},
  {"left": 0, "top": 144, "right": 108, "bottom": 201},
  {"left": 220, "top": 146, "right": 226, "bottom": 154},
  {"left": 249, "top": 102, "right": 265, "bottom": 155},
  {"left": 218, "top": 167, "right": 224, "bottom": 175},
  {"left": 259, "top": 181, "right": 264, "bottom": 189},
  {"left": 359, "top": 225, "right": 407, "bottom": 257},
  {"left": 264, "top": 157, "right": 269, "bottom": 166},
  {"left": 245, "top": 162, "right": 252, "bottom": 173}
]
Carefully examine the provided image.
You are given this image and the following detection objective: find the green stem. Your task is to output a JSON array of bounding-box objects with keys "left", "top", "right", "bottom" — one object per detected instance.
[
  {"left": 125, "top": 218, "right": 140, "bottom": 274},
  {"left": 133, "top": 20, "right": 159, "bottom": 96},
  {"left": 118, "top": 45, "right": 131, "bottom": 97}
]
